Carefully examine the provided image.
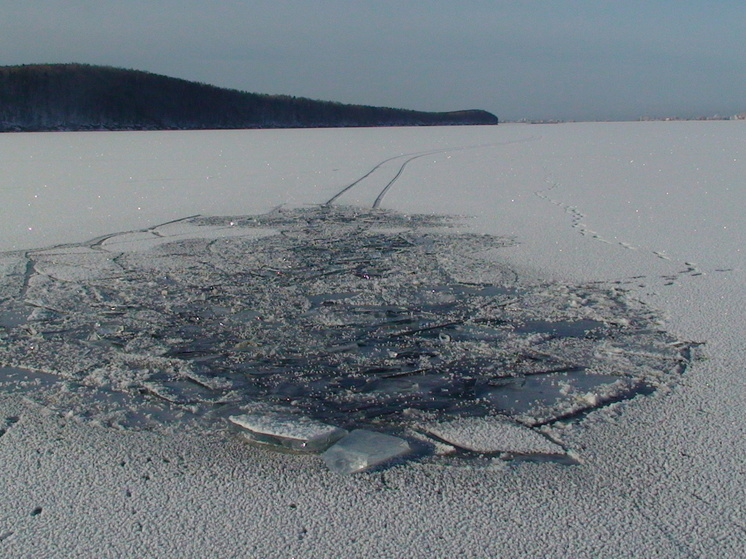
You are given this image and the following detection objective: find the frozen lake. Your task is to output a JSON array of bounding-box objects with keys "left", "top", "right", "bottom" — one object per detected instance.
[{"left": 0, "top": 122, "right": 744, "bottom": 557}]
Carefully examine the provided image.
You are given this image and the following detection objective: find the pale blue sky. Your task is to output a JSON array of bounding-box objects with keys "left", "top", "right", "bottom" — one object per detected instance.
[{"left": 2, "top": 1, "right": 744, "bottom": 121}]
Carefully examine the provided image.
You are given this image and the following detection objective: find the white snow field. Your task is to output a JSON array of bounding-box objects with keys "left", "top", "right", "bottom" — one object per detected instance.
[{"left": 0, "top": 122, "right": 745, "bottom": 557}]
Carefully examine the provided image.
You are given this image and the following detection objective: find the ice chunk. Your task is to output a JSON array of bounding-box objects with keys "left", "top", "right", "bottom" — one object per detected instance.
[
  {"left": 477, "top": 372, "right": 645, "bottom": 425},
  {"left": 420, "top": 415, "right": 564, "bottom": 455},
  {"left": 322, "top": 429, "right": 411, "bottom": 474},
  {"left": 229, "top": 413, "right": 347, "bottom": 453},
  {"left": 143, "top": 380, "right": 229, "bottom": 405}
]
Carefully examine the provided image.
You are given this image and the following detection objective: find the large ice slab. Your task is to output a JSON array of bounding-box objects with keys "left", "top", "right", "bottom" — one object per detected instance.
[
  {"left": 321, "top": 429, "right": 411, "bottom": 474},
  {"left": 229, "top": 413, "right": 347, "bottom": 453},
  {"left": 477, "top": 371, "right": 648, "bottom": 425},
  {"left": 420, "top": 415, "right": 564, "bottom": 456}
]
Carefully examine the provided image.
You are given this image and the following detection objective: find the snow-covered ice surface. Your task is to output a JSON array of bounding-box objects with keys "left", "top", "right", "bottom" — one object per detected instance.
[{"left": 0, "top": 122, "right": 744, "bottom": 556}]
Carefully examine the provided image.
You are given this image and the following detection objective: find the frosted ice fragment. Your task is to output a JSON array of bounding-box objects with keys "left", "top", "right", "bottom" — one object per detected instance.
[
  {"left": 322, "top": 429, "right": 411, "bottom": 474},
  {"left": 421, "top": 415, "right": 563, "bottom": 455},
  {"left": 229, "top": 413, "right": 347, "bottom": 453}
]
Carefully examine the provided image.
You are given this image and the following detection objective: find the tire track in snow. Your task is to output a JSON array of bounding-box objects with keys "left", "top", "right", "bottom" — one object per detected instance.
[
  {"left": 324, "top": 150, "right": 441, "bottom": 206},
  {"left": 88, "top": 214, "right": 204, "bottom": 251},
  {"left": 326, "top": 136, "right": 541, "bottom": 209},
  {"left": 372, "top": 151, "right": 441, "bottom": 209}
]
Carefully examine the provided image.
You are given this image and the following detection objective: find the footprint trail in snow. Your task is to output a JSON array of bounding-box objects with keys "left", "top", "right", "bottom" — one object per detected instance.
[{"left": 535, "top": 169, "right": 713, "bottom": 289}]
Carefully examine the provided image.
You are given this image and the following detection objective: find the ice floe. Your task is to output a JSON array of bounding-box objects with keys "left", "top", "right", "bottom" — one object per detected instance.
[
  {"left": 418, "top": 415, "right": 564, "bottom": 456},
  {"left": 322, "top": 429, "right": 411, "bottom": 474},
  {"left": 229, "top": 413, "right": 347, "bottom": 453}
]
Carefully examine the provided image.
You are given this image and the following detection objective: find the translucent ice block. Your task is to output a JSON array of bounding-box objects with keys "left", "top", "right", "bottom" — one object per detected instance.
[
  {"left": 321, "top": 429, "right": 411, "bottom": 474},
  {"left": 229, "top": 413, "right": 347, "bottom": 453}
]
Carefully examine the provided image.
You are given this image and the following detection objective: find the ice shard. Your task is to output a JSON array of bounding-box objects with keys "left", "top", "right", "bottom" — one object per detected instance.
[
  {"left": 321, "top": 429, "right": 411, "bottom": 474},
  {"left": 229, "top": 413, "right": 347, "bottom": 453},
  {"left": 420, "top": 415, "right": 564, "bottom": 455}
]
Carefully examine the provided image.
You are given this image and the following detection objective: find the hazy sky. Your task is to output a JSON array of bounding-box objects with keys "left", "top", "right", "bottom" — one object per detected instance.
[{"left": 2, "top": 1, "right": 745, "bottom": 121}]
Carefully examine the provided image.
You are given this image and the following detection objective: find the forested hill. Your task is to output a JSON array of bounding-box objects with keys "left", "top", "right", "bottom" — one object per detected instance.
[{"left": 0, "top": 64, "right": 498, "bottom": 132}]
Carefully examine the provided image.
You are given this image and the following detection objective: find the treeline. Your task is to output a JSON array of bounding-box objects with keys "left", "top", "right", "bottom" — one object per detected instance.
[{"left": 0, "top": 64, "right": 498, "bottom": 132}]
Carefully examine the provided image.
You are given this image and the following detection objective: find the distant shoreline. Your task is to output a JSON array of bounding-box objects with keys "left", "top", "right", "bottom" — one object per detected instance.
[{"left": 0, "top": 63, "right": 498, "bottom": 132}]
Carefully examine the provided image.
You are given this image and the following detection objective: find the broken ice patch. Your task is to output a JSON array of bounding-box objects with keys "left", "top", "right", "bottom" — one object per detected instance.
[{"left": 0, "top": 207, "right": 695, "bottom": 472}]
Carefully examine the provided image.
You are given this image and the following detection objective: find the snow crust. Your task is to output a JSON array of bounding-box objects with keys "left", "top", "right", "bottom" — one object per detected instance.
[{"left": 1, "top": 122, "right": 745, "bottom": 557}]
